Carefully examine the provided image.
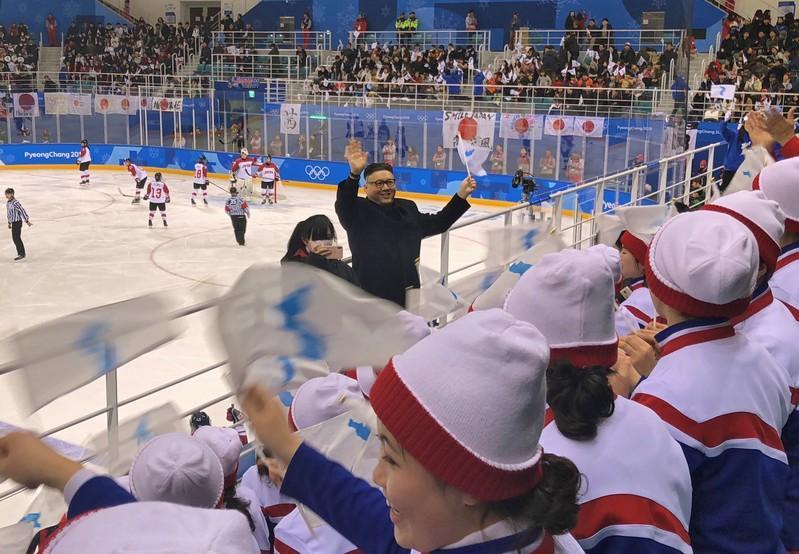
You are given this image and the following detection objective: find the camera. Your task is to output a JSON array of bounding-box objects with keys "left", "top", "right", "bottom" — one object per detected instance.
[{"left": 511, "top": 169, "right": 537, "bottom": 195}]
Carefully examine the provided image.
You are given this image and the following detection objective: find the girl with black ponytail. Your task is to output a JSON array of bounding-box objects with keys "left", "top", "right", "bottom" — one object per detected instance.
[{"left": 505, "top": 248, "right": 694, "bottom": 554}]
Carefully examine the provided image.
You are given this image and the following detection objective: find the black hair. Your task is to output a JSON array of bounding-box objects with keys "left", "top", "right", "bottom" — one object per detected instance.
[
  {"left": 154, "top": 172, "right": 163, "bottom": 181},
  {"left": 363, "top": 162, "right": 394, "bottom": 179},
  {"left": 4, "top": 188, "right": 13, "bottom": 195},
  {"left": 485, "top": 453, "right": 581, "bottom": 536},
  {"left": 281, "top": 215, "right": 337, "bottom": 262},
  {"left": 546, "top": 361, "right": 616, "bottom": 441},
  {"left": 190, "top": 411, "right": 210, "bottom": 432},
  {"left": 223, "top": 486, "right": 255, "bottom": 532}
]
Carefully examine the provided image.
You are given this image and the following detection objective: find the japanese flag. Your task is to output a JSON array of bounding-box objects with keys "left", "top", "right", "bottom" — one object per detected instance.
[
  {"left": 456, "top": 133, "right": 489, "bottom": 177},
  {"left": 544, "top": 115, "right": 574, "bottom": 136},
  {"left": 217, "top": 264, "right": 423, "bottom": 390},
  {"left": 573, "top": 116, "right": 605, "bottom": 138},
  {"left": 11, "top": 294, "right": 182, "bottom": 414}
]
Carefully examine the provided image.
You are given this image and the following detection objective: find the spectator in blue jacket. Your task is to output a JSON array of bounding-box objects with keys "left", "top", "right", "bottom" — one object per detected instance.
[{"left": 719, "top": 116, "right": 749, "bottom": 191}]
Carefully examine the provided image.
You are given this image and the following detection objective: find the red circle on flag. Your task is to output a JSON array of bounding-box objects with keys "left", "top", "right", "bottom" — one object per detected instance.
[
  {"left": 458, "top": 117, "right": 478, "bottom": 141},
  {"left": 18, "top": 93, "right": 35, "bottom": 110},
  {"left": 140, "top": 98, "right": 148, "bottom": 108},
  {"left": 582, "top": 120, "right": 595, "bottom": 133},
  {"left": 160, "top": 98, "right": 169, "bottom": 110},
  {"left": 514, "top": 118, "right": 529, "bottom": 133},
  {"left": 99, "top": 98, "right": 109, "bottom": 110},
  {"left": 552, "top": 119, "right": 565, "bottom": 131},
  {"left": 120, "top": 98, "right": 130, "bottom": 110},
  {"left": 73, "top": 98, "right": 81, "bottom": 107}
]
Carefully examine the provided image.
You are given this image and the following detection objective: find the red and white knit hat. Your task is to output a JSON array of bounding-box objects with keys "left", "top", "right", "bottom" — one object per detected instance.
[
  {"left": 646, "top": 211, "right": 758, "bottom": 318},
  {"left": 505, "top": 249, "right": 618, "bottom": 368},
  {"left": 193, "top": 426, "right": 243, "bottom": 489},
  {"left": 370, "top": 309, "right": 549, "bottom": 502},
  {"left": 753, "top": 157, "right": 799, "bottom": 233},
  {"left": 289, "top": 373, "right": 362, "bottom": 431},
  {"left": 129, "top": 433, "right": 224, "bottom": 509},
  {"left": 615, "top": 205, "right": 672, "bottom": 265},
  {"left": 704, "top": 190, "right": 786, "bottom": 275}
]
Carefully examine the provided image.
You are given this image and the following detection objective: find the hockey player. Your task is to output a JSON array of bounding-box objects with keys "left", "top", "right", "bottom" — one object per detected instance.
[
  {"left": 230, "top": 148, "right": 257, "bottom": 198},
  {"left": 76, "top": 139, "right": 91, "bottom": 186},
  {"left": 225, "top": 186, "right": 250, "bottom": 245},
  {"left": 143, "top": 172, "right": 170, "bottom": 227},
  {"left": 255, "top": 154, "right": 281, "bottom": 205},
  {"left": 192, "top": 155, "right": 209, "bottom": 206},
  {"left": 124, "top": 159, "right": 148, "bottom": 205}
]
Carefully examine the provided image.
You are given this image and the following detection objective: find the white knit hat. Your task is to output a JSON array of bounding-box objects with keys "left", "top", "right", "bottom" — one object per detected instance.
[
  {"left": 129, "top": 433, "right": 224, "bottom": 509},
  {"left": 193, "top": 426, "right": 243, "bottom": 489},
  {"left": 704, "top": 190, "right": 786, "bottom": 274},
  {"left": 646, "top": 211, "right": 758, "bottom": 317},
  {"left": 588, "top": 244, "right": 623, "bottom": 285},
  {"left": 45, "top": 502, "right": 259, "bottom": 554},
  {"left": 289, "top": 373, "right": 362, "bottom": 431},
  {"left": 370, "top": 309, "right": 549, "bottom": 502},
  {"left": 505, "top": 249, "right": 618, "bottom": 367},
  {"left": 753, "top": 157, "right": 799, "bottom": 233},
  {"left": 616, "top": 205, "right": 671, "bottom": 265}
]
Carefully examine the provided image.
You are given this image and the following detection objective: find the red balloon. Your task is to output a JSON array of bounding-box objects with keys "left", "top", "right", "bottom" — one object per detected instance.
[
  {"left": 458, "top": 117, "right": 478, "bottom": 141},
  {"left": 514, "top": 117, "right": 529, "bottom": 133}
]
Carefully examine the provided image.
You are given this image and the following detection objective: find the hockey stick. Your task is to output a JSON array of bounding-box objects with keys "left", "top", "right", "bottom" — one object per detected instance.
[
  {"left": 208, "top": 180, "right": 231, "bottom": 193},
  {"left": 118, "top": 187, "right": 136, "bottom": 198}
]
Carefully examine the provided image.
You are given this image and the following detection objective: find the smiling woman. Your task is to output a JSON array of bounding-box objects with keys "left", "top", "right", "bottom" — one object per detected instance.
[{"left": 242, "top": 309, "right": 583, "bottom": 553}]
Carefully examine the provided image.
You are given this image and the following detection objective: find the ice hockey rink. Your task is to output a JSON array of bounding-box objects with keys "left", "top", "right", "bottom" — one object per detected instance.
[{"left": 0, "top": 168, "right": 514, "bottom": 522}]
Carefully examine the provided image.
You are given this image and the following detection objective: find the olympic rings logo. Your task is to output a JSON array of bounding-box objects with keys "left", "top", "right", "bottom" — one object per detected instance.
[{"left": 305, "top": 165, "right": 331, "bottom": 180}]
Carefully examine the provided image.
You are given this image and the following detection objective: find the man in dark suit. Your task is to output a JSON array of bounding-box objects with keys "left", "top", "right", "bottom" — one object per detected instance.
[{"left": 336, "top": 140, "right": 476, "bottom": 306}]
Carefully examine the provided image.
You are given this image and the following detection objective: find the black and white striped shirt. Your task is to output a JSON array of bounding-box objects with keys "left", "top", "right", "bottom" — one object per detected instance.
[{"left": 6, "top": 199, "right": 28, "bottom": 224}]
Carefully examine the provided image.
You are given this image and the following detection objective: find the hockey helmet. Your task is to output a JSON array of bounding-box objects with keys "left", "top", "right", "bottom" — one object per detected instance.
[
  {"left": 190, "top": 411, "right": 211, "bottom": 432},
  {"left": 240, "top": 148, "right": 248, "bottom": 157},
  {"left": 81, "top": 139, "right": 88, "bottom": 146},
  {"left": 154, "top": 172, "right": 163, "bottom": 181},
  {"left": 198, "top": 154, "right": 207, "bottom": 163},
  {"left": 264, "top": 153, "right": 272, "bottom": 162}
]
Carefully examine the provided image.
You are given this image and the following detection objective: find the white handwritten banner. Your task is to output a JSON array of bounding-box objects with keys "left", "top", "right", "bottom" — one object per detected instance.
[{"left": 442, "top": 111, "right": 496, "bottom": 149}]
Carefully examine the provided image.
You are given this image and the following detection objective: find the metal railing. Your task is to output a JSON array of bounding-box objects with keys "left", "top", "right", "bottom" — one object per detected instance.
[
  {"left": 0, "top": 139, "right": 722, "bottom": 514},
  {"left": 213, "top": 30, "right": 331, "bottom": 51},
  {"left": 211, "top": 52, "right": 318, "bottom": 81},
  {"left": 284, "top": 77, "right": 665, "bottom": 117},
  {"left": 346, "top": 30, "right": 491, "bottom": 51},
  {"left": 513, "top": 28, "right": 686, "bottom": 53}
]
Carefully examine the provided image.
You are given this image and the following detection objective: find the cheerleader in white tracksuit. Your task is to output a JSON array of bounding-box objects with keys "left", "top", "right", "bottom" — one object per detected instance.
[
  {"left": 76, "top": 139, "right": 91, "bottom": 186},
  {"left": 505, "top": 248, "right": 693, "bottom": 554},
  {"left": 273, "top": 374, "right": 366, "bottom": 554},
  {"left": 242, "top": 310, "right": 584, "bottom": 554},
  {"left": 631, "top": 210, "right": 792, "bottom": 553},
  {"left": 704, "top": 190, "right": 799, "bottom": 551},
  {"left": 752, "top": 157, "right": 799, "bottom": 319}
]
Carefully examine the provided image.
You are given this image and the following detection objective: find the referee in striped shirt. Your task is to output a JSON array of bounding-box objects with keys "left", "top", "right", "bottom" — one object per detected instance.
[{"left": 5, "top": 188, "right": 31, "bottom": 261}]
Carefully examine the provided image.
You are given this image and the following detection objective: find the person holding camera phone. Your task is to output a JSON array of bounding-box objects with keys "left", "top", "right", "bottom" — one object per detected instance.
[{"left": 280, "top": 215, "right": 359, "bottom": 286}]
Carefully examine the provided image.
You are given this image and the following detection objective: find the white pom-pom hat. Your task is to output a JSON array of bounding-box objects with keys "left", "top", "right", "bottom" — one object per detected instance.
[
  {"left": 288, "top": 373, "right": 362, "bottom": 431},
  {"left": 505, "top": 248, "right": 618, "bottom": 367},
  {"left": 704, "top": 190, "right": 785, "bottom": 275},
  {"left": 193, "top": 426, "right": 243, "bottom": 489},
  {"left": 370, "top": 309, "right": 549, "bottom": 502},
  {"left": 129, "top": 433, "right": 224, "bottom": 509},
  {"left": 753, "top": 157, "right": 799, "bottom": 233},
  {"left": 646, "top": 211, "right": 759, "bottom": 318}
]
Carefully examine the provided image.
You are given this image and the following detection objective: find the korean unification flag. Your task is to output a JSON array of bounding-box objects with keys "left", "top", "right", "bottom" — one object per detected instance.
[
  {"left": 217, "top": 263, "right": 424, "bottom": 390},
  {"left": 11, "top": 294, "right": 182, "bottom": 414},
  {"left": 710, "top": 84, "right": 736, "bottom": 100},
  {"left": 725, "top": 144, "right": 774, "bottom": 196},
  {"left": 456, "top": 133, "right": 489, "bottom": 177},
  {"left": 485, "top": 221, "right": 554, "bottom": 267}
]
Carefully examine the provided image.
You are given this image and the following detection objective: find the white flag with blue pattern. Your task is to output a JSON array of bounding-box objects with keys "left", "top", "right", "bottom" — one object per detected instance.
[
  {"left": 456, "top": 133, "right": 489, "bottom": 177},
  {"left": 218, "top": 264, "right": 420, "bottom": 389},
  {"left": 89, "top": 403, "right": 183, "bottom": 475},
  {"left": 12, "top": 295, "right": 181, "bottom": 414},
  {"left": 485, "top": 221, "right": 553, "bottom": 267}
]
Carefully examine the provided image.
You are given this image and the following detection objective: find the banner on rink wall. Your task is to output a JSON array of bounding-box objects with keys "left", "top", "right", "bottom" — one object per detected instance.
[
  {"left": 544, "top": 115, "right": 575, "bottom": 136},
  {"left": 151, "top": 97, "right": 183, "bottom": 112},
  {"left": 44, "top": 93, "right": 70, "bottom": 115},
  {"left": 13, "top": 92, "right": 39, "bottom": 117},
  {"left": 67, "top": 94, "right": 92, "bottom": 116},
  {"left": 499, "top": 114, "right": 544, "bottom": 141},
  {"left": 442, "top": 111, "right": 496, "bottom": 149},
  {"left": 280, "top": 103, "right": 302, "bottom": 135},
  {"left": 572, "top": 117, "right": 605, "bottom": 138},
  {"left": 95, "top": 95, "right": 138, "bottom": 115}
]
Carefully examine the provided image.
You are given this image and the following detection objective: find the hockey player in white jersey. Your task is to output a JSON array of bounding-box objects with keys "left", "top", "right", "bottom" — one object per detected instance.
[
  {"left": 76, "top": 139, "right": 91, "bottom": 186},
  {"left": 124, "top": 158, "right": 148, "bottom": 205},
  {"left": 143, "top": 172, "right": 170, "bottom": 227},
  {"left": 255, "top": 154, "right": 281, "bottom": 205},
  {"left": 230, "top": 148, "right": 257, "bottom": 198},
  {"left": 192, "top": 155, "right": 209, "bottom": 206}
]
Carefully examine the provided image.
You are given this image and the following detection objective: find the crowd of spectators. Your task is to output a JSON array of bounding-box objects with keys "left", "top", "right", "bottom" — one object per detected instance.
[
  {"left": 691, "top": 9, "right": 799, "bottom": 121},
  {"left": 0, "top": 23, "right": 38, "bottom": 91},
  {"left": 53, "top": 17, "right": 214, "bottom": 94}
]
